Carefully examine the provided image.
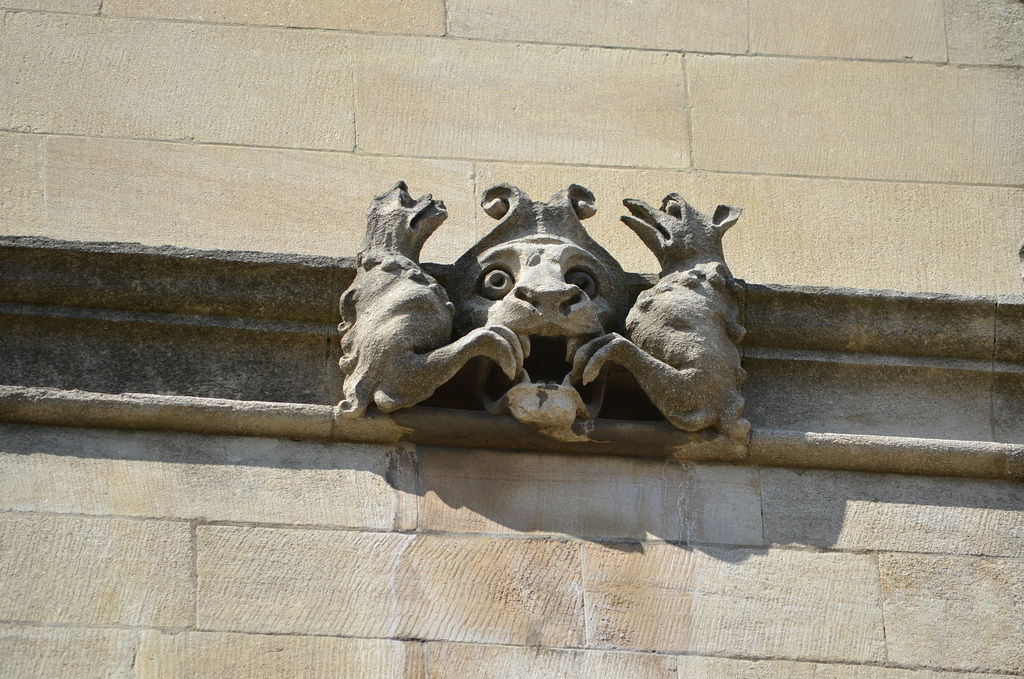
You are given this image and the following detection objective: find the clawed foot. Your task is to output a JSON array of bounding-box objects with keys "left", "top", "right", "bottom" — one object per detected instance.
[
  {"left": 570, "top": 332, "right": 638, "bottom": 386},
  {"left": 463, "top": 324, "right": 525, "bottom": 380}
]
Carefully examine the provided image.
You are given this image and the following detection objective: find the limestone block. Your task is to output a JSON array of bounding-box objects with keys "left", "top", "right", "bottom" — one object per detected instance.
[
  {"left": 0, "top": 513, "right": 193, "bottom": 627},
  {"left": 880, "top": 553, "right": 1024, "bottom": 673},
  {"left": 0, "top": 0, "right": 98, "bottom": 11},
  {"left": 197, "top": 528, "right": 584, "bottom": 646},
  {"left": 352, "top": 35, "right": 687, "bottom": 169},
  {"left": 42, "top": 136, "right": 476, "bottom": 263},
  {"left": 476, "top": 163, "right": 1024, "bottom": 296},
  {"left": 742, "top": 359, "right": 993, "bottom": 440},
  {"left": 0, "top": 625, "right": 136, "bottom": 679},
  {"left": 447, "top": 0, "right": 746, "bottom": 53},
  {"left": 0, "top": 133, "right": 43, "bottom": 235},
  {"left": 762, "top": 468, "right": 1024, "bottom": 556},
  {"left": 0, "top": 13, "right": 353, "bottom": 150},
  {"left": 420, "top": 449, "right": 761, "bottom": 545},
  {"left": 583, "top": 543, "right": 885, "bottom": 662},
  {"left": 750, "top": 0, "right": 945, "bottom": 61},
  {"left": 0, "top": 424, "right": 412, "bottom": 530},
  {"left": 676, "top": 655, "right": 1017, "bottom": 678},
  {"left": 688, "top": 55, "right": 1024, "bottom": 186},
  {"left": 135, "top": 631, "right": 422, "bottom": 679},
  {"left": 947, "top": 0, "right": 1024, "bottom": 66},
  {"left": 426, "top": 641, "right": 676, "bottom": 678},
  {"left": 104, "top": 0, "right": 444, "bottom": 35}
]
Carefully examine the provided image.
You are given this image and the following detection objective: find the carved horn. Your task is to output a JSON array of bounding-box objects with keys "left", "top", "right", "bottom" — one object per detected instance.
[
  {"left": 566, "top": 184, "right": 597, "bottom": 220},
  {"left": 481, "top": 184, "right": 528, "bottom": 220}
]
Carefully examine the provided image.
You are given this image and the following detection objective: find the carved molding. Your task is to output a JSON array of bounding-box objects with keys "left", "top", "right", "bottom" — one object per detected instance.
[{"left": 337, "top": 182, "right": 749, "bottom": 440}]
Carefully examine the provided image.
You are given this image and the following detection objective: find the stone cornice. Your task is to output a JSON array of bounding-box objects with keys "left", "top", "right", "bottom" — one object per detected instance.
[{"left": 2, "top": 235, "right": 1022, "bottom": 473}]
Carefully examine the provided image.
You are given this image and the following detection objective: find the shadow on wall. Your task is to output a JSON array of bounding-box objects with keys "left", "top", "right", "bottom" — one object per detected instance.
[{"left": 2, "top": 423, "right": 1021, "bottom": 562}]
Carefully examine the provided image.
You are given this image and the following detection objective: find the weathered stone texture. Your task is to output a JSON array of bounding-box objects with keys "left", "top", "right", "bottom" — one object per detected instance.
[
  {"left": 688, "top": 55, "right": 1024, "bottom": 186},
  {"left": 947, "top": 0, "right": 1024, "bottom": 66},
  {"left": 742, "top": 359, "right": 993, "bottom": 440},
  {"left": 0, "top": 513, "right": 193, "bottom": 627},
  {"left": 421, "top": 450, "right": 761, "bottom": 545},
  {"left": 104, "top": 0, "right": 444, "bottom": 35},
  {"left": 352, "top": 35, "right": 687, "bottom": 168},
  {"left": 762, "top": 469, "right": 1024, "bottom": 556},
  {"left": 197, "top": 528, "right": 584, "bottom": 646},
  {"left": 880, "top": 554, "right": 1024, "bottom": 673},
  {"left": 583, "top": 543, "right": 885, "bottom": 662},
  {"left": 0, "top": 133, "right": 43, "bottom": 235},
  {"left": 0, "top": 13, "right": 353, "bottom": 150},
  {"left": 0, "top": 0, "right": 98, "bottom": 11},
  {"left": 750, "top": 0, "right": 946, "bottom": 61},
  {"left": 135, "top": 631, "right": 422, "bottom": 679},
  {"left": 675, "top": 655, "right": 1017, "bottom": 678},
  {"left": 0, "top": 424, "right": 411, "bottom": 530},
  {"left": 447, "top": 0, "right": 746, "bottom": 53},
  {"left": 42, "top": 136, "right": 476, "bottom": 263},
  {"left": 476, "top": 163, "right": 1024, "bottom": 296},
  {"left": 426, "top": 641, "right": 676, "bottom": 678},
  {"left": 0, "top": 625, "right": 135, "bottom": 679}
]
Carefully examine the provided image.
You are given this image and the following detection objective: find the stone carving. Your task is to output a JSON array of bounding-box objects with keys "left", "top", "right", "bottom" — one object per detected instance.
[
  {"left": 571, "top": 195, "right": 749, "bottom": 439},
  {"left": 337, "top": 182, "right": 522, "bottom": 417},
  {"left": 337, "top": 182, "right": 748, "bottom": 440}
]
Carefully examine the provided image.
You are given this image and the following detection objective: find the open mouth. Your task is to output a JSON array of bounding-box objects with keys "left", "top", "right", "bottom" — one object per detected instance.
[
  {"left": 476, "top": 335, "right": 606, "bottom": 424},
  {"left": 410, "top": 199, "right": 447, "bottom": 232},
  {"left": 621, "top": 199, "right": 671, "bottom": 242}
]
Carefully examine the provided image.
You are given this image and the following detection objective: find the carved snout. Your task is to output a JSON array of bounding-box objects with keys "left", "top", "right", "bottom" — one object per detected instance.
[{"left": 514, "top": 279, "right": 583, "bottom": 316}]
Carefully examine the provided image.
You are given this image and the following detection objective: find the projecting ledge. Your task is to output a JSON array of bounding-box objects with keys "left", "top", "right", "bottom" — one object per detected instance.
[{"left": 1, "top": 385, "right": 1020, "bottom": 481}]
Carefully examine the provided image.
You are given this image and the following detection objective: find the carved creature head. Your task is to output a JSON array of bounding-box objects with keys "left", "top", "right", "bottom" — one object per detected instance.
[
  {"left": 451, "top": 184, "right": 629, "bottom": 343},
  {"left": 449, "top": 184, "right": 630, "bottom": 427},
  {"left": 360, "top": 181, "right": 447, "bottom": 263},
  {"left": 621, "top": 194, "right": 741, "bottom": 276}
]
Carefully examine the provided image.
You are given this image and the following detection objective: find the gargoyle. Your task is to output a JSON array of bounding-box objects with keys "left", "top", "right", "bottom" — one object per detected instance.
[
  {"left": 336, "top": 181, "right": 523, "bottom": 417},
  {"left": 447, "top": 184, "right": 630, "bottom": 432},
  {"left": 571, "top": 194, "right": 750, "bottom": 440}
]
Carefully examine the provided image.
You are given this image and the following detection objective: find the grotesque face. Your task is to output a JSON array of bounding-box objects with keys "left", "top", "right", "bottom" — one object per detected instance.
[{"left": 449, "top": 185, "right": 629, "bottom": 429}]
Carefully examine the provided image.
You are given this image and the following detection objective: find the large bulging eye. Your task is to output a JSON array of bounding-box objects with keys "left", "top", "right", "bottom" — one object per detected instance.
[
  {"left": 565, "top": 269, "right": 597, "bottom": 297},
  {"left": 479, "top": 267, "right": 515, "bottom": 300}
]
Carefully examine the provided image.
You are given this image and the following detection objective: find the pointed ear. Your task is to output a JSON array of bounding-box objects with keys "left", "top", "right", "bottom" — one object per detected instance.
[{"left": 712, "top": 205, "right": 742, "bottom": 233}]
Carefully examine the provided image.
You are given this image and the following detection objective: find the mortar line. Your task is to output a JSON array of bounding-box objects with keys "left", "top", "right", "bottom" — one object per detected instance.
[
  {"left": 941, "top": 0, "right": 952, "bottom": 64},
  {"left": 40, "top": 136, "right": 48, "bottom": 234},
  {"left": 9, "top": 7, "right": 1024, "bottom": 71},
  {"left": 991, "top": 297, "right": 999, "bottom": 443},
  {"left": 0, "top": 616, "right": 1020, "bottom": 675},
  {"left": 421, "top": 639, "right": 429, "bottom": 679},
  {"left": 745, "top": 0, "right": 752, "bottom": 54},
  {"left": 190, "top": 520, "right": 199, "bottom": 630},
  {"left": 441, "top": 0, "right": 449, "bottom": 37},
  {"left": 681, "top": 54, "right": 695, "bottom": 170},
  {"left": 7, "top": 128, "right": 1023, "bottom": 191},
  {"left": 578, "top": 541, "right": 592, "bottom": 646},
  {"left": 874, "top": 552, "right": 890, "bottom": 664}
]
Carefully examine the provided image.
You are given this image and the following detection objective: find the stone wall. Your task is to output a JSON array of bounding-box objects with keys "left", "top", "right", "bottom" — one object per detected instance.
[
  {"left": 1, "top": 0, "right": 1022, "bottom": 294},
  {"left": 2, "top": 422, "right": 1023, "bottom": 677}
]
